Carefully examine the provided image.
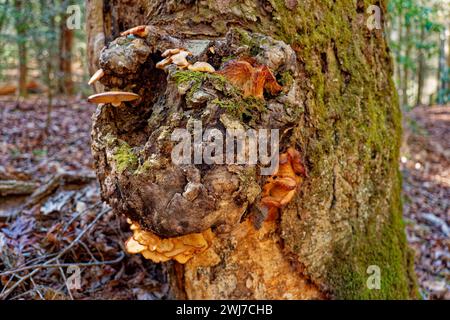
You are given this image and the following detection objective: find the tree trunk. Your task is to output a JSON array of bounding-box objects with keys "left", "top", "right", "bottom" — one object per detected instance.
[
  {"left": 396, "top": 6, "right": 403, "bottom": 100},
  {"left": 14, "top": 0, "right": 27, "bottom": 98},
  {"left": 58, "top": 17, "right": 74, "bottom": 95},
  {"left": 416, "top": 24, "right": 426, "bottom": 106},
  {"left": 87, "top": 0, "right": 417, "bottom": 300},
  {"left": 437, "top": 29, "right": 447, "bottom": 104},
  {"left": 402, "top": 19, "right": 411, "bottom": 107}
]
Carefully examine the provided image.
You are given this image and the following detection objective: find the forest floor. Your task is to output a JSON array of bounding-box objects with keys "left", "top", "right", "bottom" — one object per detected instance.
[
  {"left": 401, "top": 105, "right": 450, "bottom": 300},
  {"left": 0, "top": 96, "right": 448, "bottom": 300}
]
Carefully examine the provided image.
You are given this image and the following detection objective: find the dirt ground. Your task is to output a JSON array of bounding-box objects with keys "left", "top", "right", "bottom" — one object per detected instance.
[{"left": 0, "top": 97, "right": 448, "bottom": 299}]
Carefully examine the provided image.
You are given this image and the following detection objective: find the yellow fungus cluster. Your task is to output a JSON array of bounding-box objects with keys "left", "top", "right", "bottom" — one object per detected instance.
[{"left": 125, "top": 219, "right": 213, "bottom": 264}]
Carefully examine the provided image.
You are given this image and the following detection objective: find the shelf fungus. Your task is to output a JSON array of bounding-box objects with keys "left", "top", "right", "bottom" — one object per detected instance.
[
  {"left": 259, "top": 148, "right": 306, "bottom": 221},
  {"left": 217, "top": 58, "right": 282, "bottom": 100},
  {"left": 120, "top": 25, "right": 150, "bottom": 38},
  {"left": 88, "top": 69, "right": 105, "bottom": 86},
  {"left": 156, "top": 49, "right": 192, "bottom": 70},
  {"left": 87, "top": 91, "right": 140, "bottom": 107},
  {"left": 125, "top": 219, "right": 213, "bottom": 264}
]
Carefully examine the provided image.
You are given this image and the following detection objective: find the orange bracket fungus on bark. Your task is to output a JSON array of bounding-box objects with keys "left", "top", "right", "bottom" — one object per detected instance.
[
  {"left": 125, "top": 219, "right": 214, "bottom": 264},
  {"left": 259, "top": 147, "right": 306, "bottom": 221},
  {"left": 87, "top": 91, "right": 140, "bottom": 107},
  {"left": 217, "top": 58, "right": 282, "bottom": 100}
]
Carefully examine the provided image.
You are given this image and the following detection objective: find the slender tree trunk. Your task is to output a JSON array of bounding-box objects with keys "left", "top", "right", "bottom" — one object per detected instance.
[
  {"left": 437, "top": 29, "right": 447, "bottom": 104},
  {"left": 402, "top": 19, "right": 411, "bottom": 107},
  {"left": 58, "top": 18, "right": 74, "bottom": 95},
  {"left": 14, "top": 0, "right": 27, "bottom": 98},
  {"left": 416, "top": 24, "right": 426, "bottom": 106},
  {"left": 58, "top": 0, "right": 74, "bottom": 95},
  {"left": 87, "top": 0, "right": 417, "bottom": 299},
  {"left": 396, "top": 7, "right": 403, "bottom": 99},
  {"left": 45, "top": 0, "right": 56, "bottom": 134}
]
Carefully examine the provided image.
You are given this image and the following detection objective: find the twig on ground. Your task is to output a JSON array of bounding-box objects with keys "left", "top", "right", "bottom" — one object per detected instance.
[{"left": 0, "top": 207, "right": 111, "bottom": 300}]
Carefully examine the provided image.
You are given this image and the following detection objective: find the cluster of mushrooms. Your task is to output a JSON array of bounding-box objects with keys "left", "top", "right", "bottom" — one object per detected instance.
[
  {"left": 86, "top": 25, "right": 304, "bottom": 264},
  {"left": 87, "top": 26, "right": 216, "bottom": 107},
  {"left": 259, "top": 147, "right": 306, "bottom": 220},
  {"left": 125, "top": 219, "right": 213, "bottom": 264}
]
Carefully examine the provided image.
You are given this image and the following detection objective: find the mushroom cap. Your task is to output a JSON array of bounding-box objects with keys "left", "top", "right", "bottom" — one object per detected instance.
[
  {"left": 120, "top": 25, "right": 149, "bottom": 38},
  {"left": 161, "top": 48, "right": 181, "bottom": 58},
  {"left": 156, "top": 49, "right": 193, "bottom": 70},
  {"left": 188, "top": 62, "right": 216, "bottom": 73},
  {"left": 87, "top": 91, "right": 140, "bottom": 106},
  {"left": 170, "top": 50, "right": 192, "bottom": 67},
  {"left": 88, "top": 69, "right": 105, "bottom": 86},
  {"left": 156, "top": 57, "right": 172, "bottom": 69}
]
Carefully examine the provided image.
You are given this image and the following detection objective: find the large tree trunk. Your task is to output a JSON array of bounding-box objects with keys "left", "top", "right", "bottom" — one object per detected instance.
[{"left": 87, "top": 0, "right": 417, "bottom": 300}]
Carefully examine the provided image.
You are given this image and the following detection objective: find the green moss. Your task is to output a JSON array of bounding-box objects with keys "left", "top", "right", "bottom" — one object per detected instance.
[
  {"left": 213, "top": 96, "right": 265, "bottom": 123},
  {"left": 279, "top": 71, "right": 294, "bottom": 88},
  {"left": 134, "top": 159, "right": 152, "bottom": 175},
  {"left": 172, "top": 70, "right": 229, "bottom": 98},
  {"left": 326, "top": 172, "right": 418, "bottom": 299},
  {"left": 104, "top": 133, "right": 118, "bottom": 147},
  {"left": 235, "top": 28, "right": 262, "bottom": 55},
  {"left": 113, "top": 141, "right": 138, "bottom": 173}
]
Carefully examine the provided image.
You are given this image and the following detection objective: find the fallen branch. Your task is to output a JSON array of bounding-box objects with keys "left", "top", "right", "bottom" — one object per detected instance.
[
  {"left": 0, "top": 180, "right": 39, "bottom": 196},
  {"left": 11, "top": 171, "right": 97, "bottom": 217},
  {"left": 0, "top": 252, "right": 125, "bottom": 277}
]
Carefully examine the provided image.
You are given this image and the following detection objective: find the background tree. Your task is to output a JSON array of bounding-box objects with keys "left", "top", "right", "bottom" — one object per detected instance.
[
  {"left": 12, "top": 0, "right": 29, "bottom": 97},
  {"left": 387, "top": 0, "right": 447, "bottom": 107}
]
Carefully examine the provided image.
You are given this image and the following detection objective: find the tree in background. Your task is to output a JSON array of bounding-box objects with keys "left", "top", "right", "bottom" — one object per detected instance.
[
  {"left": 13, "top": 0, "right": 29, "bottom": 97},
  {"left": 388, "top": 0, "right": 448, "bottom": 107}
]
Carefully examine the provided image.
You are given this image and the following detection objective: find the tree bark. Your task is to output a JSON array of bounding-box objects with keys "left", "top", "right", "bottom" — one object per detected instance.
[
  {"left": 58, "top": 16, "right": 74, "bottom": 95},
  {"left": 87, "top": 0, "right": 417, "bottom": 299},
  {"left": 402, "top": 19, "right": 411, "bottom": 107}
]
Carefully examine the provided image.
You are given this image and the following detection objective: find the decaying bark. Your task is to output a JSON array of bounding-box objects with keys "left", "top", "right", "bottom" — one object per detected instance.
[{"left": 88, "top": 0, "right": 418, "bottom": 299}]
